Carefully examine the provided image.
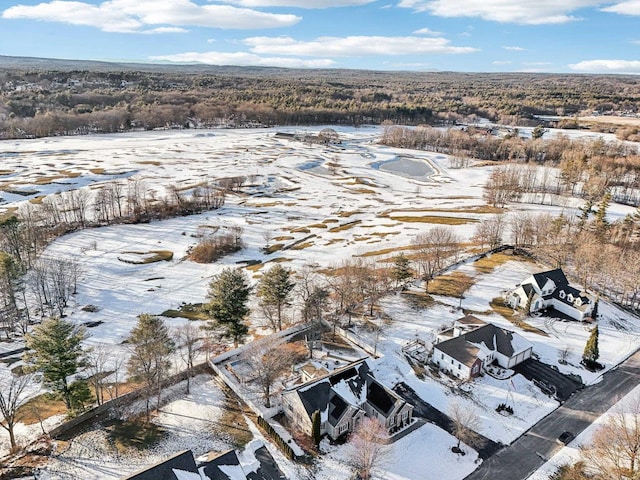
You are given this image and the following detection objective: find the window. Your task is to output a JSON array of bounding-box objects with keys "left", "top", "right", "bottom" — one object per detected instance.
[
  {"left": 451, "top": 359, "right": 454, "bottom": 364},
  {"left": 559, "top": 290, "right": 566, "bottom": 299},
  {"left": 441, "top": 353, "right": 444, "bottom": 360},
  {"left": 339, "top": 423, "right": 348, "bottom": 434},
  {"left": 458, "top": 363, "right": 461, "bottom": 369},
  {"left": 389, "top": 416, "right": 395, "bottom": 426}
]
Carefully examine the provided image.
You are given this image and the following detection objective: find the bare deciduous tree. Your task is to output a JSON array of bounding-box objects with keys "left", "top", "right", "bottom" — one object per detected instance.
[
  {"left": 0, "top": 373, "right": 34, "bottom": 452},
  {"left": 346, "top": 417, "right": 394, "bottom": 480},
  {"left": 175, "top": 323, "right": 202, "bottom": 394},
  {"left": 413, "top": 227, "right": 461, "bottom": 292},
  {"left": 581, "top": 393, "right": 640, "bottom": 480},
  {"left": 449, "top": 401, "right": 480, "bottom": 453},
  {"left": 242, "top": 336, "right": 296, "bottom": 408}
]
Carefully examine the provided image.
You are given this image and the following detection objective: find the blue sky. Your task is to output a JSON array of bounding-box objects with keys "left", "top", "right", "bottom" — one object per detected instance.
[{"left": 1, "top": 0, "right": 639, "bottom": 73}]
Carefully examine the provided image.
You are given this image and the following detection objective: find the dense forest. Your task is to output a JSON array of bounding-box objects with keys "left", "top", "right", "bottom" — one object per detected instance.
[{"left": 1, "top": 56, "right": 640, "bottom": 139}]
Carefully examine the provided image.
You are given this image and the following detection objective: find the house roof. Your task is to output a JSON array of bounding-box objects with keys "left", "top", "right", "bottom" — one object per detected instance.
[
  {"left": 532, "top": 268, "right": 569, "bottom": 290},
  {"left": 122, "top": 450, "right": 197, "bottom": 480},
  {"left": 456, "top": 314, "right": 487, "bottom": 327},
  {"left": 289, "top": 358, "right": 405, "bottom": 423},
  {"left": 201, "top": 450, "right": 244, "bottom": 480},
  {"left": 435, "top": 335, "right": 481, "bottom": 368},
  {"left": 435, "top": 322, "right": 533, "bottom": 367},
  {"left": 366, "top": 381, "right": 395, "bottom": 415}
]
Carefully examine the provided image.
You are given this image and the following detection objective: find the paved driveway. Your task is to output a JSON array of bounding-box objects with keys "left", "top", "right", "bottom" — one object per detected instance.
[
  {"left": 465, "top": 348, "right": 640, "bottom": 480},
  {"left": 513, "top": 358, "right": 583, "bottom": 401}
]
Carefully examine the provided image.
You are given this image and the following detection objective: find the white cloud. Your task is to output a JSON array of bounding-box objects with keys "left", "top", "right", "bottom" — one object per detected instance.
[
  {"left": 142, "top": 27, "right": 189, "bottom": 34},
  {"left": 522, "top": 61, "right": 552, "bottom": 66},
  {"left": 413, "top": 27, "right": 442, "bottom": 35},
  {"left": 1, "top": 0, "right": 300, "bottom": 33},
  {"left": 503, "top": 45, "right": 525, "bottom": 51},
  {"left": 150, "top": 51, "right": 335, "bottom": 68},
  {"left": 492, "top": 60, "right": 512, "bottom": 65},
  {"left": 569, "top": 59, "right": 640, "bottom": 73},
  {"left": 243, "top": 35, "right": 478, "bottom": 56},
  {"left": 217, "top": 0, "right": 376, "bottom": 7},
  {"left": 602, "top": 1, "right": 640, "bottom": 15},
  {"left": 398, "top": 0, "right": 603, "bottom": 24}
]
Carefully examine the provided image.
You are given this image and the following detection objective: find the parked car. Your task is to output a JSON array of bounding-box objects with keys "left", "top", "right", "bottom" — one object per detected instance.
[{"left": 557, "top": 431, "right": 575, "bottom": 445}]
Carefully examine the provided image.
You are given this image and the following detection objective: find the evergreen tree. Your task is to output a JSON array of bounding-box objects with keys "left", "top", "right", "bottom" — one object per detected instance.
[
  {"left": 593, "top": 191, "right": 611, "bottom": 236},
  {"left": 257, "top": 264, "right": 295, "bottom": 331},
  {"left": 205, "top": 268, "right": 251, "bottom": 347},
  {"left": 312, "top": 409, "right": 321, "bottom": 447},
  {"left": 127, "top": 313, "right": 175, "bottom": 422},
  {"left": 23, "top": 316, "right": 88, "bottom": 410},
  {"left": 390, "top": 253, "right": 412, "bottom": 288},
  {"left": 531, "top": 125, "right": 546, "bottom": 140},
  {"left": 583, "top": 325, "right": 600, "bottom": 364}
]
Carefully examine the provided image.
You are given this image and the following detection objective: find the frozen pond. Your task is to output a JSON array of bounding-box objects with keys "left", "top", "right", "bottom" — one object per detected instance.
[{"left": 371, "top": 156, "right": 435, "bottom": 180}]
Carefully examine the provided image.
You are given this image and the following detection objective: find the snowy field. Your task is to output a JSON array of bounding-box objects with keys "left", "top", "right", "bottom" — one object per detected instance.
[{"left": 1, "top": 126, "right": 639, "bottom": 475}]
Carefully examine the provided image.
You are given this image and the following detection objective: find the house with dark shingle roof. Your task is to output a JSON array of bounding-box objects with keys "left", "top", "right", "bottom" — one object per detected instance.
[
  {"left": 281, "top": 358, "right": 413, "bottom": 440},
  {"left": 432, "top": 315, "right": 533, "bottom": 381},
  {"left": 507, "top": 268, "right": 594, "bottom": 321}
]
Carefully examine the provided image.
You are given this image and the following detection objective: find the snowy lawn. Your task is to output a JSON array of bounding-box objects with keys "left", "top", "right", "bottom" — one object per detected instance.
[{"left": 314, "top": 422, "right": 479, "bottom": 480}]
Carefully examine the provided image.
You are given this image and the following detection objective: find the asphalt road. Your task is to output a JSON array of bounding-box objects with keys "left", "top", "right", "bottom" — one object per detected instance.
[{"left": 465, "top": 348, "right": 640, "bottom": 480}]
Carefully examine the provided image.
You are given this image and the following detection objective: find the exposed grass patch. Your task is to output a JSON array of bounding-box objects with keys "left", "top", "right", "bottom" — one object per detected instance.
[
  {"left": 429, "top": 271, "right": 475, "bottom": 298},
  {"left": 58, "top": 170, "right": 81, "bottom": 178},
  {"left": 29, "top": 195, "right": 47, "bottom": 204},
  {"left": 474, "top": 252, "right": 519, "bottom": 274},
  {"left": 273, "top": 236, "right": 294, "bottom": 241},
  {"left": 290, "top": 226, "right": 310, "bottom": 234},
  {"left": 322, "top": 218, "right": 339, "bottom": 224},
  {"left": 161, "top": 303, "right": 207, "bottom": 321},
  {"left": 401, "top": 291, "right": 435, "bottom": 310},
  {"left": 354, "top": 236, "right": 371, "bottom": 242},
  {"left": 0, "top": 170, "right": 14, "bottom": 175},
  {"left": 307, "top": 223, "right": 328, "bottom": 229},
  {"left": 329, "top": 220, "right": 362, "bottom": 232},
  {"left": 90, "top": 168, "right": 106, "bottom": 174},
  {"left": 338, "top": 210, "right": 361, "bottom": 218},
  {"left": 290, "top": 241, "right": 314, "bottom": 250},
  {"left": 384, "top": 206, "right": 505, "bottom": 215},
  {"left": 490, "top": 297, "right": 548, "bottom": 336},
  {"left": 264, "top": 243, "right": 284, "bottom": 254},
  {"left": 388, "top": 215, "right": 477, "bottom": 225},
  {"left": 324, "top": 238, "right": 345, "bottom": 246},
  {"left": 370, "top": 231, "right": 400, "bottom": 238},
  {"left": 118, "top": 250, "right": 174, "bottom": 264},
  {"left": 249, "top": 202, "right": 280, "bottom": 208},
  {"left": 215, "top": 389, "right": 254, "bottom": 448},
  {"left": 358, "top": 244, "right": 418, "bottom": 257},
  {"left": 0, "top": 207, "right": 19, "bottom": 222},
  {"left": 351, "top": 188, "right": 376, "bottom": 195},
  {"left": 107, "top": 419, "right": 166, "bottom": 452},
  {"left": 137, "top": 160, "right": 162, "bottom": 166},
  {"left": 18, "top": 393, "right": 67, "bottom": 425},
  {"left": 246, "top": 263, "right": 264, "bottom": 272},
  {"left": 269, "top": 257, "right": 293, "bottom": 263}
]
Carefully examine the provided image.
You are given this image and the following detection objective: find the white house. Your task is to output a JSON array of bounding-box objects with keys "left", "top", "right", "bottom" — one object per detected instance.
[
  {"left": 432, "top": 316, "right": 533, "bottom": 381},
  {"left": 507, "top": 268, "right": 594, "bottom": 321},
  {"left": 281, "top": 359, "right": 413, "bottom": 440}
]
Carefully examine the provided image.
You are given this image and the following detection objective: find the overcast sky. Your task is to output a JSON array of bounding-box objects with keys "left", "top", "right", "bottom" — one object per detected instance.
[{"left": 1, "top": 0, "right": 639, "bottom": 73}]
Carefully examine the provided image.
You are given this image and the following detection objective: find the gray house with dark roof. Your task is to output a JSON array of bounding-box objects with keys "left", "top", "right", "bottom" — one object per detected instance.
[
  {"left": 282, "top": 359, "right": 413, "bottom": 440},
  {"left": 433, "top": 316, "right": 533, "bottom": 381},
  {"left": 507, "top": 268, "right": 594, "bottom": 321}
]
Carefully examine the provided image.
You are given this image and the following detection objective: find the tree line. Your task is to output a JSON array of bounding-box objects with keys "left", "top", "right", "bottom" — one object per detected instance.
[{"left": 2, "top": 66, "right": 640, "bottom": 139}]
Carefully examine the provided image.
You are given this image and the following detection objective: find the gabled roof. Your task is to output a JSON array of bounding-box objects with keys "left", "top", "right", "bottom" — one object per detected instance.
[
  {"left": 201, "top": 450, "right": 243, "bottom": 480},
  {"left": 287, "top": 358, "right": 406, "bottom": 423},
  {"left": 434, "top": 335, "right": 481, "bottom": 368},
  {"left": 531, "top": 269, "right": 568, "bottom": 290},
  {"left": 435, "top": 322, "right": 532, "bottom": 367},
  {"left": 123, "top": 450, "right": 197, "bottom": 480},
  {"left": 366, "top": 381, "right": 396, "bottom": 415}
]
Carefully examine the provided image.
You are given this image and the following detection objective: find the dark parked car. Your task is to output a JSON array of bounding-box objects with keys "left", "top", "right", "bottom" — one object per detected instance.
[{"left": 557, "top": 431, "right": 575, "bottom": 445}]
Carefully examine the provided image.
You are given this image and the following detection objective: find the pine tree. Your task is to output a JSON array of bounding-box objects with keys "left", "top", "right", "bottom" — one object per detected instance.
[
  {"left": 127, "top": 313, "right": 175, "bottom": 422},
  {"left": 312, "top": 409, "right": 321, "bottom": 447},
  {"left": 257, "top": 264, "right": 295, "bottom": 331},
  {"left": 390, "top": 253, "right": 412, "bottom": 288},
  {"left": 594, "top": 192, "right": 611, "bottom": 236},
  {"left": 205, "top": 268, "right": 251, "bottom": 347},
  {"left": 583, "top": 325, "right": 600, "bottom": 364},
  {"left": 23, "top": 316, "right": 88, "bottom": 410}
]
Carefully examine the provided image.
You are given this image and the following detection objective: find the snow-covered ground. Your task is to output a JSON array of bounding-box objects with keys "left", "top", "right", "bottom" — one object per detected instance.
[{"left": 1, "top": 127, "right": 639, "bottom": 474}]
